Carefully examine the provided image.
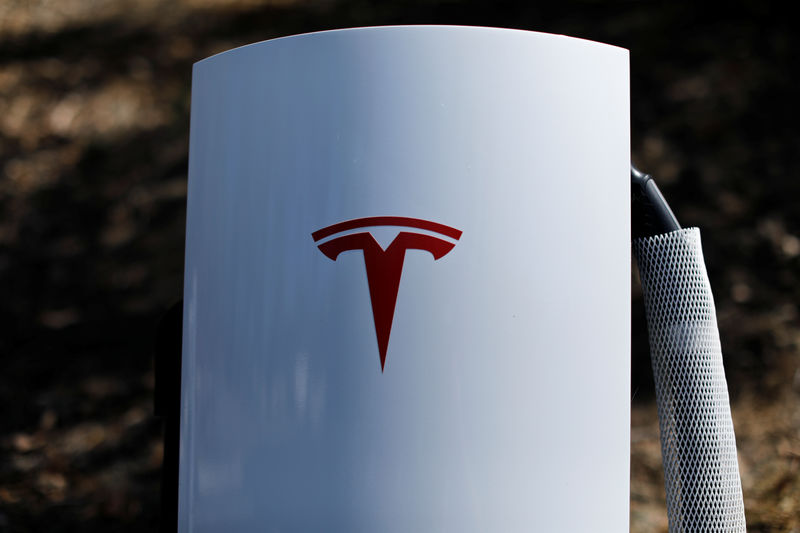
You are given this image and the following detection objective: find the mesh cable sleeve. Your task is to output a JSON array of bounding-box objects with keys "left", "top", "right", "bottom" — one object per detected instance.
[{"left": 633, "top": 228, "right": 746, "bottom": 532}]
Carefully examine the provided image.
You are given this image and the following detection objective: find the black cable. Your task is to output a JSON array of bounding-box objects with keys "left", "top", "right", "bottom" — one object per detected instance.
[{"left": 631, "top": 165, "right": 681, "bottom": 239}]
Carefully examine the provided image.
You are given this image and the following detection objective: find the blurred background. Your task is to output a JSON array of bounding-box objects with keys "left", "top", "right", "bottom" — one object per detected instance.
[{"left": 1, "top": 1, "right": 798, "bottom": 531}]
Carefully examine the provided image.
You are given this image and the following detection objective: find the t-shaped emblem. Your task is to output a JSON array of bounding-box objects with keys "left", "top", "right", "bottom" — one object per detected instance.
[{"left": 312, "top": 217, "right": 462, "bottom": 371}]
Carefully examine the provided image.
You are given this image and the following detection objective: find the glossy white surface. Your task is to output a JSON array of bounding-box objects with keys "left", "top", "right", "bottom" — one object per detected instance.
[{"left": 181, "top": 26, "right": 630, "bottom": 532}]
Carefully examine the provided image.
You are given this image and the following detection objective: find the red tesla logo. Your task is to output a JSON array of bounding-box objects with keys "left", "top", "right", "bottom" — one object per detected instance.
[{"left": 312, "top": 216, "right": 462, "bottom": 371}]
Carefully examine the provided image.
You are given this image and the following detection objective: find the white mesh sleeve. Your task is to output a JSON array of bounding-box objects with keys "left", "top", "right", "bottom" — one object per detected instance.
[{"left": 634, "top": 228, "right": 746, "bottom": 532}]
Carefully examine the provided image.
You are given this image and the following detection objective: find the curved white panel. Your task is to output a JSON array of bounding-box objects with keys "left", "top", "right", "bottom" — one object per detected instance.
[{"left": 181, "top": 26, "right": 630, "bottom": 532}]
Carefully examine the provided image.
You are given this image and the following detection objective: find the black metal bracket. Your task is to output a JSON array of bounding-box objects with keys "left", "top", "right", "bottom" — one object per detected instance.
[{"left": 154, "top": 300, "right": 182, "bottom": 532}]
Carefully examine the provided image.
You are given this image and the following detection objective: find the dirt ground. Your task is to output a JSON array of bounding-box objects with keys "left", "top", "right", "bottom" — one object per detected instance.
[{"left": 1, "top": 1, "right": 798, "bottom": 531}]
